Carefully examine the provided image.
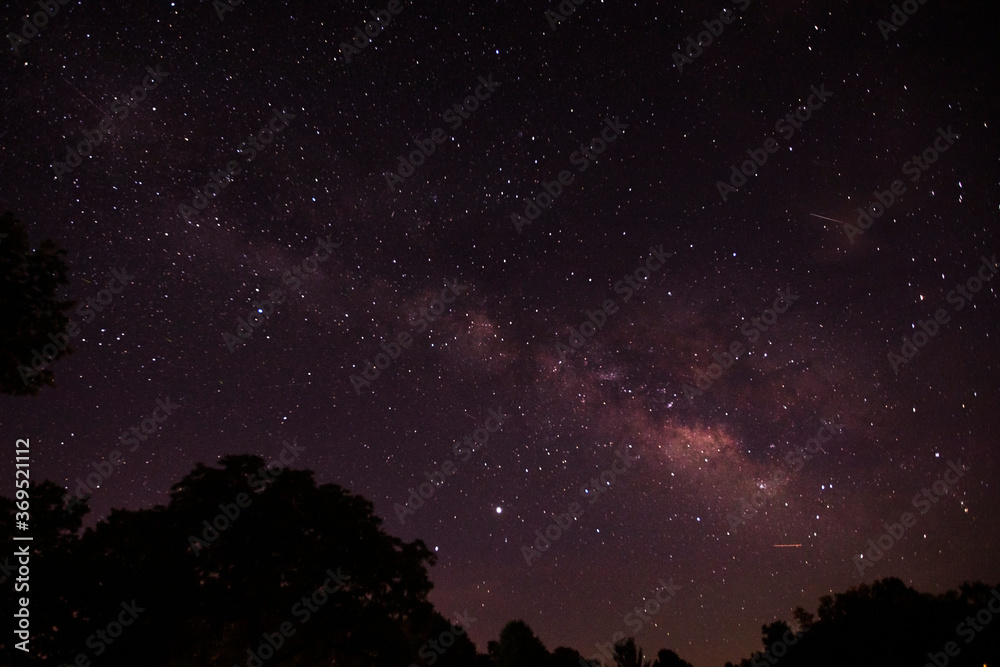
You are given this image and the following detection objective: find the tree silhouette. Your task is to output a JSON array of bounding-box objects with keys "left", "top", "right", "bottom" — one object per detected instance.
[
  {"left": 613, "top": 637, "right": 650, "bottom": 667},
  {"left": 488, "top": 620, "right": 550, "bottom": 667},
  {"left": 0, "top": 480, "right": 88, "bottom": 660},
  {"left": 4, "top": 458, "right": 999, "bottom": 667},
  {"left": 792, "top": 606, "right": 815, "bottom": 630},
  {"left": 551, "top": 645, "right": 590, "bottom": 666},
  {"left": 0, "top": 456, "right": 478, "bottom": 665},
  {"left": 725, "top": 577, "right": 1000, "bottom": 667},
  {"left": 652, "top": 648, "right": 694, "bottom": 667},
  {"left": 0, "top": 210, "right": 75, "bottom": 395},
  {"left": 761, "top": 620, "right": 792, "bottom": 650}
]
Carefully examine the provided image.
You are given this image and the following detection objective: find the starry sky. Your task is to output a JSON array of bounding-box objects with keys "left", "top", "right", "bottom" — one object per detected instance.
[{"left": 2, "top": 0, "right": 999, "bottom": 664}]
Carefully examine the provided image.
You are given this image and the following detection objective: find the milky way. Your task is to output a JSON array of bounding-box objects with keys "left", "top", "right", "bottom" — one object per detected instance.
[{"left": 1, "top": 0, "right": 998, "bottom": 664}]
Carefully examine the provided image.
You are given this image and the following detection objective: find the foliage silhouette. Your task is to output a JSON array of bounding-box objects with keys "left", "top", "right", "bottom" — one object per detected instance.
[
  {"left": 1, "top": 460, "right": 997, "bottom": 667},
  {"left": 652, "top": 648, "right": 694, "bottom": 667},
  {"left": 0, "top": 456, "right": 477, "bottom": 666},
  {"left": 488, "top": 619, "right": 550, "bottom": 666},
  {"left": 724, "top": 577, "right": 1000, "bottom": 667},
  {"left": 0, "top": 210, "right": 74, "bottom": 395},
  {"left": 613, "top": 636, "right": 650, "bottom": 667},
  {"left": 550, "top": 645, "right": 589, "bottom": 666}
]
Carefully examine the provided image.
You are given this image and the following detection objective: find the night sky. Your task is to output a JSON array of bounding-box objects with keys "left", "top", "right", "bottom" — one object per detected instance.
[{"left": 2, "top": 0, "right": 999, "bottom": 664}]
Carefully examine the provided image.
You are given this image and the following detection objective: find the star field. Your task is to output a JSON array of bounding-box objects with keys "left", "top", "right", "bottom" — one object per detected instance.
[{"left": 1, "top": 0, "right": 998, "bottom": 664}]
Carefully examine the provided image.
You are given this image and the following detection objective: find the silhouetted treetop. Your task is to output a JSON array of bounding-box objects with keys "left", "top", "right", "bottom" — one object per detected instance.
[{"left": 0, "top": 210, "right": 74, "bottom": 395}]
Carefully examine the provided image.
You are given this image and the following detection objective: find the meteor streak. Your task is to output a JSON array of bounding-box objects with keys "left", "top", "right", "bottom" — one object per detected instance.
[{"left": 809, "top": 213, "right": 848, "bottom": 224}]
